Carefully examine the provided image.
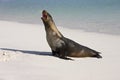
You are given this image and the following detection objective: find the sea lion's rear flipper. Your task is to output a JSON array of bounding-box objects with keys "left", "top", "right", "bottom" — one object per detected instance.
[{"left": 92, "top": 52, "right": 102, "bottom": 58}]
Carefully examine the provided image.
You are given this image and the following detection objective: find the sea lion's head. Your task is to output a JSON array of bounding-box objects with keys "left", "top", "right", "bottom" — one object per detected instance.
[
  {"left": 41, "top": 10, "right": 62, "bottom": 37},
  {"left": 41, "top": 10, "right": 54, "bottom": 24}
]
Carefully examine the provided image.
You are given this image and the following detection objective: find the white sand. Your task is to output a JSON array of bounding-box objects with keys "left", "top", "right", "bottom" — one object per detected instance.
[{"left": 0, "top": 21, "right": 120, "bottom": 80}]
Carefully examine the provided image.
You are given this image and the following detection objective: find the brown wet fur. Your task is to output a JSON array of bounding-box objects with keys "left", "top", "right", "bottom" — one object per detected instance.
[{"left": 41, "top": 10, "right": 102, "bottom": 60}]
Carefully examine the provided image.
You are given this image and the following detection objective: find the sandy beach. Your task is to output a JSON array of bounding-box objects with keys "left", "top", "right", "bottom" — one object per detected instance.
[{"left": 0, "top": 21, "right": 120, "bottom": 80}]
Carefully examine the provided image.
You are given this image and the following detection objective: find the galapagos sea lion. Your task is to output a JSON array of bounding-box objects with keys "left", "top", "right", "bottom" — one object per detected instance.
[{"left": 41, "top": 10, "right": 102, "bottom": 60}]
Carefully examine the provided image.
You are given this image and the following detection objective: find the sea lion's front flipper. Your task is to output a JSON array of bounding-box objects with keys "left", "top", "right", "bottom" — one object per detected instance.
[{"left": 59, "top": 56, "right": 74, "bottom": 60}]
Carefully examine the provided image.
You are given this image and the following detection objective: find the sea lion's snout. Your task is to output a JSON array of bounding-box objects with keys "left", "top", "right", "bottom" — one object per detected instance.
[
  {"left": 41, "top": 10, "right": 48, "bottom": 21},
  {"left": 41, "top": 10, "right": 53, "bottom": 22}
]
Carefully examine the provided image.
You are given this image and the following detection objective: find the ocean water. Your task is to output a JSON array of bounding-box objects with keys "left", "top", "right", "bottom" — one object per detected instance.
[{"left": 0, "top": 0, "right": 120, "bottom": 35}]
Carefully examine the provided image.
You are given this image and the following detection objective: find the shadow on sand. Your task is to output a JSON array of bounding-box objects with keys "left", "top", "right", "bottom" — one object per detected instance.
[
  {"left": 0, "top": 48, "right": 74, "bottom": 60},
  {"left": 1, "top": 48, "right": 52, "bottom": 56}
]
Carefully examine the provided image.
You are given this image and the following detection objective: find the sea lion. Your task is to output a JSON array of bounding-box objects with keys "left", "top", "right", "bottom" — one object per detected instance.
[{"left": 41, "top": 10, "right": 102, "bottom": 60}]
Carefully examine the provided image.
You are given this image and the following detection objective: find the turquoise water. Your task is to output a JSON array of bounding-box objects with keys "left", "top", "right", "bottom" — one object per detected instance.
[{"left": 0, "top": 0, "right": 120, "bottom": 34}]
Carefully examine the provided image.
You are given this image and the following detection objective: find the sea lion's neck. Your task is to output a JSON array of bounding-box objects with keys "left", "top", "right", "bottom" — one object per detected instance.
[{"left": 45, "top": 21, "right": 63, "bottom": 38}]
